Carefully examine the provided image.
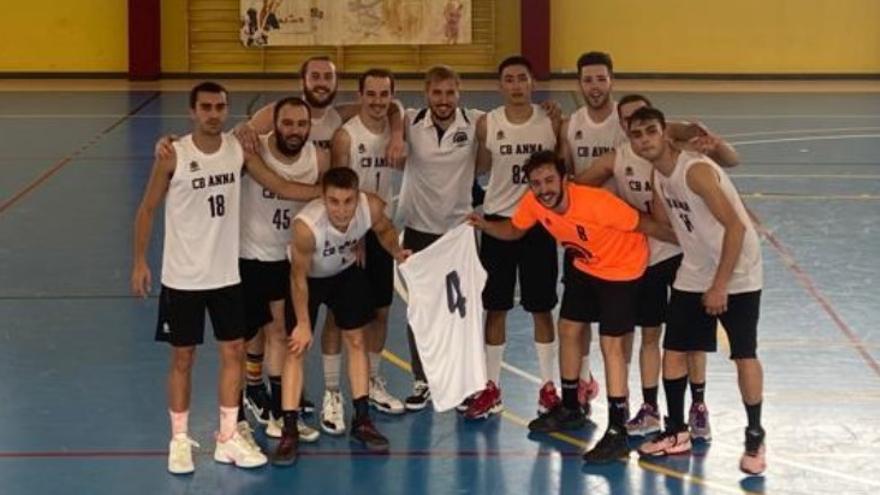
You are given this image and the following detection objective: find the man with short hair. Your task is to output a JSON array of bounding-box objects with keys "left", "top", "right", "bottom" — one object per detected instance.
[
  {"left": 328, "top": 68, "right": 407, "bottom": 427},
  {"left": 468, "top": 149, "right": 676, "bottom": 463},
  {"left": 395, "top": 64, "right": 484, "bottom": 410},
  {"left": 274, "top": 167, "right": 411, "bottom": 464},
  {"left": 464, "top": 56, "right": 561, "bottom": 420},
  {"left": 132, "top": 82, "right": 321, "bottom": 474},
  {"left": 574, "top": 93, "right": 740, "bottom": 439},
  {"left": 627, "top": 106, "right": 766, "bottom": 475},
  {"left": 238, "top": 96, "right": 328, "bottom": 442}
]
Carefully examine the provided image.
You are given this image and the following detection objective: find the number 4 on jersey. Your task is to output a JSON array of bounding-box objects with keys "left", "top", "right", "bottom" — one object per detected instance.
[{"left": 445, "top": 270, "right": 467, "bottom": 318}]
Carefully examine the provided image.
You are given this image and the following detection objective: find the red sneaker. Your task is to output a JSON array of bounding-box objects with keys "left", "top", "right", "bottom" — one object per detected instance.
[{"left": 463, "top": 381, "right": 503, "bottom": 420}]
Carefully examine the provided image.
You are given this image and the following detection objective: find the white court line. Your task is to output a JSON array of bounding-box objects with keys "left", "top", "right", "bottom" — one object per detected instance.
[
  {"left": 498, "top": 359, "right": 880, "bottom": 488},
  {"left": 0, "top": 113, "right": 250, "bottom": 119},
  {"left": 724, "top": 126, "right": 880, "bottom": 138},
  {"left": 671, "top": 114, "right": 880, "bottom": 120},
  {"left": 732, "top": 174, "right": 880, "bottom": 179},
  {"left": 729, "top": 134, "right": 880, "bottom": 146}
]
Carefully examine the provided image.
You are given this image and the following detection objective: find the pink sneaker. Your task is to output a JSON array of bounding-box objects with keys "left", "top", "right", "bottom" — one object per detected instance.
[
  {"left": 577, "top": 377, "right": 600, "bottom": 416},
  {"left": 625, "top": 403, "right": 661, "bottom": 436},
  {"left": 688, "top": 402, "right": 712, "bottom": 441},
  {"left": 740, "top": 428, "right": 767, "bottom": 475},
  {"left": 538, "top": 382, "right": 561, "bottom": 414},
  {"left": 464, "top": 381, "right": 503, "bottom": 420},
  {"left": 637, "top": 428, "right": 691, "bottom": 457}
]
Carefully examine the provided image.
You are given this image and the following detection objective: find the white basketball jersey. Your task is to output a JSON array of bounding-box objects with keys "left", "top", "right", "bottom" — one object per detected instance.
[
  {"left": 240, "top": 137, "right": 320, "bottom": 261},
  {"left": 309, "top": 106, "right": 342, "bottom": 151},
  {"left": 484, "top": 105, "right": 556, "bottom": 217},
  {"left": 655, "top": 151, "right": 763, "bottom": 293},
  {"left": 398, "top": 107, "right": 482, "bottom": 234},
  {"left": 566, "top": 104, "right": 627, "bottom": 175},
  {"left": 398, "top": 224, "right": 488, "bottom": 412},
  {"left": 161, "top": 133, "right": 243, "bottom": 290},
  {"left": 343, "top": 115, "right": 396, "bottom": 218},
  {"left": 295, "top": 193, "right": 373, "bottom": 278},
  {"left": 612, "top": 142, "right": 682, "bottom": 266}
]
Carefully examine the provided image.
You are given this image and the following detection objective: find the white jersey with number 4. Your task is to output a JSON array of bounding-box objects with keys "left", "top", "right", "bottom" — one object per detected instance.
[
  {"left": 161, "top": 133, "right": 243, "bottom": 290},
  {"left": 398, "top": 224, "right": 488, "bottom": 412}
]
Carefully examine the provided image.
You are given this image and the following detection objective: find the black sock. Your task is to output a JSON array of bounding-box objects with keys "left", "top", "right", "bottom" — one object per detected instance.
[
  {"left": 642, "top": 386, "right": 658, "bottom": 408},
  {"left": 745, "top": 401, "right": 762, "bottom": 431},
  {"left": 237, "top": 394, "right": 247, "bottom": 422},
  {"left": 282, "top": 409, "right": 299, "bottom": 435},
  {"left": 269, "top": 375, "right": 282, "bottom": 418},
  {"left": 607, "top": 396, "right": 628, "bottom": 429},
  {"left": 353, "top": 396, "right": 369, "bottom": 421},
  {"left": 690, "top": 381, "right": 706, "bottom": 404},
  {"left": 663, "top": 375, "right": 688, "bottom": 431},
  {"left": 561, "top": 378, "right": 579, "bottom": 410}
]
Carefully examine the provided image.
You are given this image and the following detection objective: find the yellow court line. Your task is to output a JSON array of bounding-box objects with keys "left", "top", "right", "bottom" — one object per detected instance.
[{"left": 381, "top": 349, "right": 760, "bottom": 495}]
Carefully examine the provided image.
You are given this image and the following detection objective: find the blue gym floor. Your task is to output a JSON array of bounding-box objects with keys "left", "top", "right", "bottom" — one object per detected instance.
[{"left": 0, "top": 86, "right": 878, "bottom": 495}]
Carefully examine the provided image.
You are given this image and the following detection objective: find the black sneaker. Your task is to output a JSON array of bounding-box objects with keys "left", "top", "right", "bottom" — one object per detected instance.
[
  {"left": 404, "top": 380, "right": 431, "bottom": 411},
  {"left": 300, "top": 395, "right": 315, "bottom": 416},
  {"left": 583, "top": 426, "right": 631, "bottom": 464},
  {"left": 244, "top": 385, "right": 272, "bottom": 424},
  {"left": 528, "top": 406, "right": 586, "bottom": 433},
  {"left": 350, "top": 418, "right": 390, "bottom": 453},
  {"left": 272, "top": 427, "right": 299, "bottom": 467}
]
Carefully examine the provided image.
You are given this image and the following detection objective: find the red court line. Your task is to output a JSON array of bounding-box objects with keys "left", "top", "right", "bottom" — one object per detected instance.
[
  {"left": 0, "top": 449, "right": 583, "bottom": 460},
  {"left": 748, "top": 208, "right": 880, "bottom": 378},
  {"left": 0, "top": 92, "right": 160, "bottom": 216}
]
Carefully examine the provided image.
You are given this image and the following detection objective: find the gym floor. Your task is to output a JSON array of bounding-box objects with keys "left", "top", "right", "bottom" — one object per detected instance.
[{"left": 0, "top": 80, "right": 878, "bottom": 494}]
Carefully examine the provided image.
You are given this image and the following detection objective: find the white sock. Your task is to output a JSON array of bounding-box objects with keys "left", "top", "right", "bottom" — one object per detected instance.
[
  {"left": 534, "top": 341, "right": 556, "bottom": 384},
  {"left": 486, "top": 344, "right": 506, "bottom": 386},
  {"left": 369, "top": 352, "right": 382, "bottom": 380},
  {"left": 580, "top": 354, "right": 592, "bottom": 381},
  {"left": 323, "top": 353, "right": 342, "bottom": 391},
  {"left": 218, "top": 406, "right": 238, "bottom": 441},
  {"left": 169, "top": 409, "right": 189, "bottom": 437}
]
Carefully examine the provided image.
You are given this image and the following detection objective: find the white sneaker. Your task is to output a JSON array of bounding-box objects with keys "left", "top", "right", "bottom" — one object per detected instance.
[
  {"left": 369, "top": 376, "right": 405, "bottom": 415},
  {"left": 214, "top": 432, "right": 268, "bottom": 468},
  {"left": 321, "top": 389, "right": 346, "bottom": 435},
  {"left": 266, "top": 416, "right": 282, "bottom": 439},
  {"left": 236, "top": 421, "right": 260, "bottom": 452},
  {"left": 297, "top": 418, "right": 320, "bottom": 443},
  {"left": 168, "top": 434, "right": 199, "bottom": 474},
  {"left": 265, "top": 415, "right": 320, "bottom": 443}
]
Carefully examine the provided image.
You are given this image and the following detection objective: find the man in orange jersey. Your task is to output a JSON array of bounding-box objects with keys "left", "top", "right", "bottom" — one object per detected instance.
[{"left": 468, "top": 149, "right": 676, "bottom": 464}]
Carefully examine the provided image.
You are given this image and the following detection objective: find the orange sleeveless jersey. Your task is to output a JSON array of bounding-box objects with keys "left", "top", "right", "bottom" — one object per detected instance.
[{"left": 511, "top": 183, "right": 648, "bottom": 281}]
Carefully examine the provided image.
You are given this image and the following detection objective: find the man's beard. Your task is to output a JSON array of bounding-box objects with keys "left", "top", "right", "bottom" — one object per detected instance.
[
  {"left": 304, "top": 86, "right": 337, "bottom": 109},
  {"left": 275, "top": 131, "right": 306, "bottom": 156}
]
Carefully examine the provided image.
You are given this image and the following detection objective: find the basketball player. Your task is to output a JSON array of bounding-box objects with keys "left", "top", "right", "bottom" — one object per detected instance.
[
  {"left": 238, "top": 58, "right": 407, "bottom": 432},
  {"left": 392, "top": 65, "right": 483, "bottom": 410},
  {"left": 468, "top": 149, "right": 676, "bottom": 463},
  {"left": 131, "top": 82, "right": 322, "bottom": 474},
  {"left": 238, "top": 96, "right": 328, "bottom": 443},
  {"left": 274, "top": 167, "right": 411, "bottom": 464},
  {"left": 557, "top": 51, "right": 627, "bottom": 413},
  {"left": 463, "top": 56, "right": 562, "bottom": 420},
  {"left": 155, "top": 57, "right": 406, "bottom": 431},
  {"left": 627, "top": 107, "right": 766, "bottom": 475},
  {"left": 574, "top": 94, "right": 740, "bottom": 440},
  {"left": 329, "top": 68, "right": 406, "bottom": 425}
]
